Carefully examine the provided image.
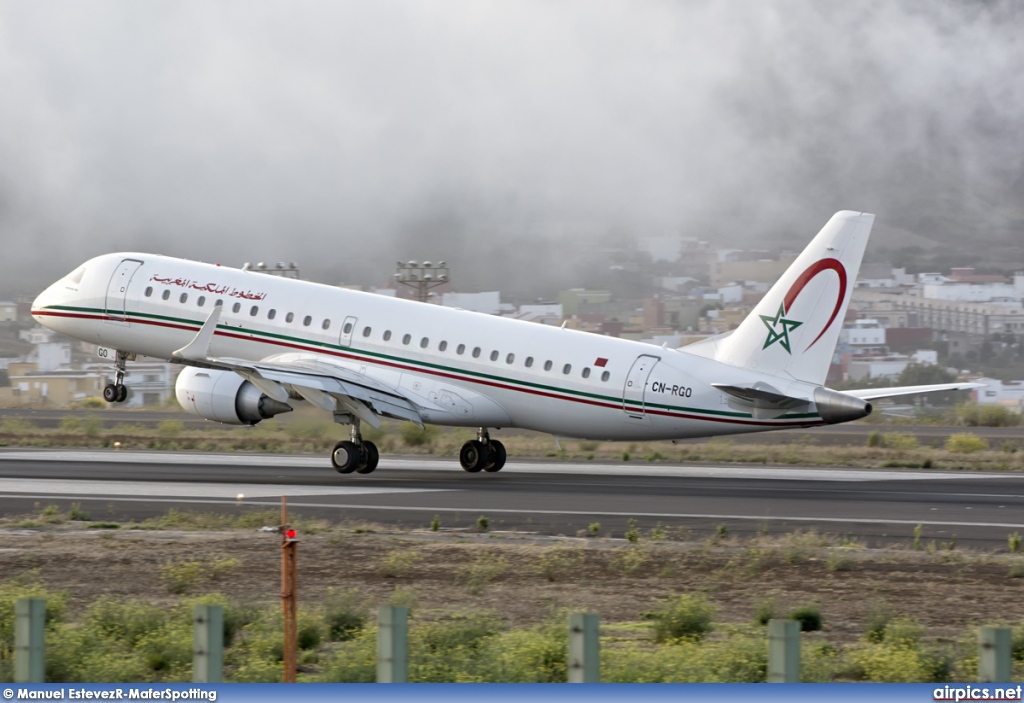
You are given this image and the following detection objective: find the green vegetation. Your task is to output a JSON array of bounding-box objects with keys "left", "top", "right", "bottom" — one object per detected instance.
[
  {"left": 946, "top": 433, "right": 989, "bottom": 453},
  {"left": 789, "top": 603, "right": 823, "bottom": 632},
  {"left": 647, "top": 594, "right": 716, "bottom": 642},
  {"left": 463, "top": 552, "right": 508, "bottom": 596},
  {"left": 624, "top": 518, "right": 640, "bottom": 543}
]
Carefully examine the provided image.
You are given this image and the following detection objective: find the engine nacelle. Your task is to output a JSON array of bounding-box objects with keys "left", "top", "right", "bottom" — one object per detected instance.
[
  {"left": 175, "top": 367, "right": 293, "bottom": 425},
  {"left": 813, "top": 387, "right": 872, "bottom": 425}
]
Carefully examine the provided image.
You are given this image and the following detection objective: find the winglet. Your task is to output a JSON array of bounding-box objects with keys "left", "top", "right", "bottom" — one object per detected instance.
[{"left": 172, "top": 305, "right": 223, "bottom": 361}]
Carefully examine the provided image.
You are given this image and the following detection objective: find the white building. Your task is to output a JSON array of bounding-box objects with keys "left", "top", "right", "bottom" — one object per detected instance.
[
  {"left": 441, "top": 292, "right": 501, "bottom": 315},
  {"left": 846, "top": 350, "right": 937, "bottom": 381},
  {"left": 922, "top": 282, "right": 1022, "bottom": 303},
  {"left": 841, "top": 319, "right": 886, "bottom": 347},
  {"left": 972, "top": 377, "right": 1024, "bottom": 411}
]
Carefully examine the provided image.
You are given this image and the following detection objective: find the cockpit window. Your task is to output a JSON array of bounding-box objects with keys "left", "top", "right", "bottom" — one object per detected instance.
[{"left": 66, "top": 267, "right": 86, "bottom": 285}]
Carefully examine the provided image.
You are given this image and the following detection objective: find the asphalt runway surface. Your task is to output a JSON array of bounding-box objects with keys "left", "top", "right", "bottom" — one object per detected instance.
[{"left": 0, "top": 449, "right": 1022, "bottom": 548}]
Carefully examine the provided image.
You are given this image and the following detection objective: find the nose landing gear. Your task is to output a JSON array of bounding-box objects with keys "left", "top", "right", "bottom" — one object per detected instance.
[
  {"left": 102, "top": 350, "right": 133, "bottom": 403},
  {"left": 459, "top": 429, "right": 506, "bottom": 473}
]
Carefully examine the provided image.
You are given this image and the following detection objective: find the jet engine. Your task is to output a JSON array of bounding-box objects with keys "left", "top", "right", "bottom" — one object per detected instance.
[
  {"left": 813, "top": 387, "right": 872, "bottom": 424},
  {"left": 175, "top": 367, "right": 293, "bottom": 425}
]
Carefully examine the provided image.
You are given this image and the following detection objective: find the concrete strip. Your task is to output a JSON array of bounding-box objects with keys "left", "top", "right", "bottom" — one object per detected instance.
[
  {"left": 0, "top": 478, "right": 450, "bottom": 499},
  {"left": 2, "top": 449, "right": 1021, "bottom": 482}
]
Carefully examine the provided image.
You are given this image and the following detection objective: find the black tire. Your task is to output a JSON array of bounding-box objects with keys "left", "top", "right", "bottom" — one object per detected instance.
[
  {"left": 103, "top": 384, "right": 118, "bottom": 403},
  {"left": 459, "top": 440, "right": 489, "bottom": 473},
  {"left": 484, "top": 440, "right": 506, "bottom": 472},
  {"left": 331, "top": 440, "right": 361, "bottom": 474},
  {"left": 116, "top": 385, "right": 128, "bottom": 403},
  {"left": 356, "top": 441, "right": 379, "bottom": 474}
]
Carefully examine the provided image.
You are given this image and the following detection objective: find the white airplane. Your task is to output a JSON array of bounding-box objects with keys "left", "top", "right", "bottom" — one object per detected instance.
[{"left": 31, "top": 211, "right": 977, "bottom": 474}]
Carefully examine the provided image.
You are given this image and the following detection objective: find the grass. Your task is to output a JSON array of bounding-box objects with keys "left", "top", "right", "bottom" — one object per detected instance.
[
  {"left": 1, "top": 411, "right": 1024, "bottom": 471},
  {"left": 3, "top": 511, "right": 1024, "bottom": 682}
]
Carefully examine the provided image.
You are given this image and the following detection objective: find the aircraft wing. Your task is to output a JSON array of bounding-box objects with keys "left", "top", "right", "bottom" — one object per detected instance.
[
  {"left": 843, "top": 382, "right": 984, "bottom": 401},
  {"left": 211, "top": 356, "right": 423, "bottom": 428},
  {"left": 172, "top": 306, "right": 423, "bottom": 427}
]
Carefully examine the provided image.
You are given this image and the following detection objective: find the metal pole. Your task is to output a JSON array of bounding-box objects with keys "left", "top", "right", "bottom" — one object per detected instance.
[
  {"left": 978, "top": 626, "right": 1012, "bottom": 682},
  {"left": 567, "top": 612, "right": 600, "bottom": 683},
  {"left": 14, "top": 598, "right": 45, "bottom": 683},
  {"left": 377, "top": 606, "right": 408, "bottom": 683},
  {"left": 281, "top": 496, "right": 298, "bottom": 683},
  {"left": 767, "top": 619, "right": 801, "bottom": 683},
  {"left": 193, "top": 604, "right": 223, "bottom": 683}
]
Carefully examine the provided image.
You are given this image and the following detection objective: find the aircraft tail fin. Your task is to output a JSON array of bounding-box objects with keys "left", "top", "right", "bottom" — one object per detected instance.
[{"left": 694, "top": 211, "right": 874, "bottom": 385}]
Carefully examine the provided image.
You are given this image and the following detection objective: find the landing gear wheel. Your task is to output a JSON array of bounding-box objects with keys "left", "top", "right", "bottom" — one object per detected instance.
[
  {"left": 115, "top": 385, "right": 128, "bottom": 403},
  {"left": 459, "top": 440, "right": 490, "bottom": 473},
  {"left": 356, "top": 441, "right": 379, "bottom": 474},
  {"left": 483, "top": 440, "right": 506, "bottom": 472},
  {"left": 103, "top": 384, "right": 118, "bottom": 403},
  {"left": 331, "top": 440, "right": 362, "bottom": 474}
]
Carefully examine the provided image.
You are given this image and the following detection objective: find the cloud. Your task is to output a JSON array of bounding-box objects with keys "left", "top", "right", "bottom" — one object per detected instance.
[{"left": 1, "top": 1, "right": 1022, "bottom": 296}]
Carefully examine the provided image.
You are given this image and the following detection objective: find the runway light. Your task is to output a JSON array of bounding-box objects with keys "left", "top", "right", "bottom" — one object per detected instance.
[
  {"left": 284, "top": 528, "right": 298, "bottom": 542},
  {"left": 236, "top": 493, "right": 244, "bottom": 502}
]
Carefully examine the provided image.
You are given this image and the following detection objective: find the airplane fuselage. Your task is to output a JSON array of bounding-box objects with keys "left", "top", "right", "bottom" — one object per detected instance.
[{"left": 32, "top": 252, "right": 826, "bottom": 441}]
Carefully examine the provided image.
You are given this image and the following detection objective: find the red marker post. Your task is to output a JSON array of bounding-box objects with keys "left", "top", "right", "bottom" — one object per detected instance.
[{"left": 280, "top": 497, "right": 298, "bottom": 683}]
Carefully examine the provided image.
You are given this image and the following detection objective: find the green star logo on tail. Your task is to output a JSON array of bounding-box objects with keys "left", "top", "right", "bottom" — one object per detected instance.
[{"left": 760, "top": 303, "right": 803, "bottom": 354}]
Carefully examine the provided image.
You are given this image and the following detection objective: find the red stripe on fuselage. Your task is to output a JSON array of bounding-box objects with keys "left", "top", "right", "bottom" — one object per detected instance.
[{"left": 35, "top": 309, "right": 825, "bottom": 429}]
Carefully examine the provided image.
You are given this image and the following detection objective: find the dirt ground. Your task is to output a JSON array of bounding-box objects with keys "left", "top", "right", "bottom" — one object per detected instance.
[{"left": 2, "top": 518, "right": 1022, "bottom": 644}]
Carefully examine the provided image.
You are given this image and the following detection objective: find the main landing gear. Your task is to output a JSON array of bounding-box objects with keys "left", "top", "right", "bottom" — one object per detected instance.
[
  {"left": 459, "top": 429, "right": 506, "bottom": 473},
  {"left": 331, "top": 422, "right": 379, "bottom": 474},
  {"left": 102, "top": 350, "right": 132, "bottom": 403}
]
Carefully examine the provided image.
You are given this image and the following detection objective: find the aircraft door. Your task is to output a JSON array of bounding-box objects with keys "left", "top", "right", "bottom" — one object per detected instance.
[
  {"left": 105, "top": 259, "right": 143, "bottom": 323},
  {"left": 622, "top": 354, "right": 660, "bottom": 418},
  {"left": 339, "top": 316, "right": 358, "bottom": 348}
]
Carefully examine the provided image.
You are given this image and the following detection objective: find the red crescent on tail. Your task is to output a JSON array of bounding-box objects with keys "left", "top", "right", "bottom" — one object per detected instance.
[{"left": 783, "top": 258, "right": 847, "bottom": 351}]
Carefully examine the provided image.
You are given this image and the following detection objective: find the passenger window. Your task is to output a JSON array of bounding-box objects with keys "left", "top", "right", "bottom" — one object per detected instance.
[
  {"left": 197, "top": 296, "right": 206, "bottom": 307},
  {"left": 601, "top": 370, "right": 610, "bottom": 382},
  {"left": 490, "top": 350, "right": 499, "bottom": 361},
  {"left": 439, "top": 341, "right": 448, "bottom": 352},
  {"left": 472, "top": 347, "right": 481, "bottom": 358},
  {"left": 322, "top": 319, "right": 331, "bottom": 330},
  {"left": 402, "top": 334, "right": 411, "bottom": 345},
  {"left": 303, "top": 315, "right": 312, "bottom": 327},
  {"left": 285, "top": 312, "right": 294, "bottom": 323},
  {"left": 343, "top": 322, "right": 353, "bottom": 334},
  {"left": 544, "top": 360, "right": 553, "bottom": 371},
  {"left": 362, "top": 326, "right": 371, "bottom": 337},
  {"left": 506, "top": 353, "right": 514, "bottom": 364},
  {"left": 144, "top": 287, "right": 153, "bottom": 297},
  {"left": 214, "top": 299, "right": 223, "bottom": 307},
  {"left": 232, "top": 302, "right": 241, "bottom": 313},
  {"left": 383, "top": 330, "right": 392, "bottom": 341},
  {"left": 456, "top": 344, "right": 465, "bottom": 355},
  {"left": 563, "top": 364, "right": 572, "bottom": 374},
  {"left": 162, "top": 290, "right": 171, "bottom": 301},
  {"left": 525, "top": 357, "right": 534, "bottom": 368},
  {"left": 267, "top": 309, "right": 276, "bottom": 320},
  {"left": 180, "top": 293, "right": 188, "bottom": 304},
  {"left": 582, "top": 367, "right": 591, "bottom": 379},
  {"left": 250, "top": 306, "right": 259, "bottom": 316},
  {"left": 420, "top": 337, "right": 429, "bottom": 349}
]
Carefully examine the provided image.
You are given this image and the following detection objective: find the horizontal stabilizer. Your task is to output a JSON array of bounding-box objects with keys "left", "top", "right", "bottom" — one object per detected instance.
[
  {"left": 844, "top": 382, "right": 984, "bottom": 401},
  {"left": 712, "top": 382, "right": 811, "bottom": 420}
]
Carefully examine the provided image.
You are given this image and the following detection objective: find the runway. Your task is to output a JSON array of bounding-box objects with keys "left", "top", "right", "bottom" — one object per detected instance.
[{"left": 1, "top": 448, "right": 1023, "bottom": 548}]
